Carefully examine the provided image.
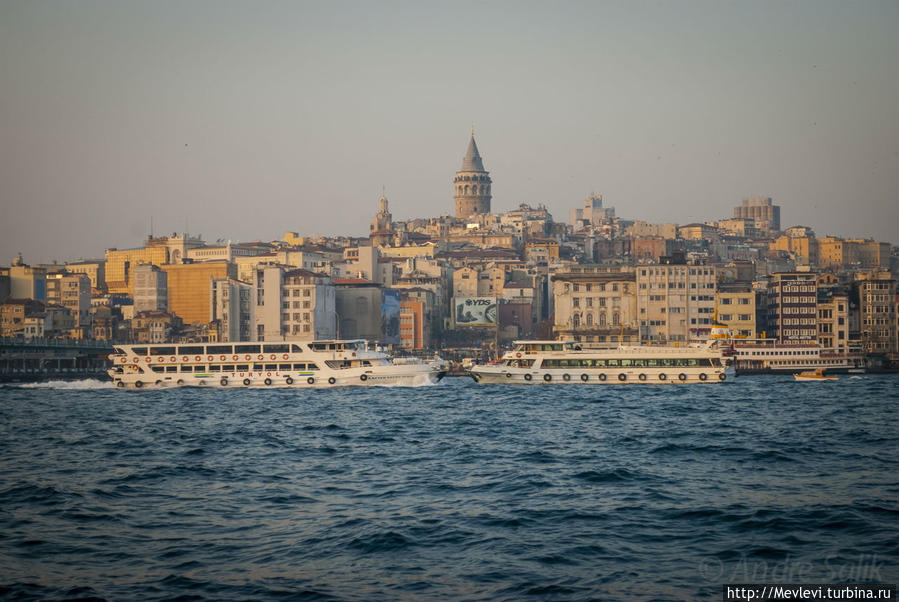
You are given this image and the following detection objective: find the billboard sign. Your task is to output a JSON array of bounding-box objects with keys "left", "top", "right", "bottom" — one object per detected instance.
[{"left": 454, "top": 297, "right": 497, "bottom": 326}]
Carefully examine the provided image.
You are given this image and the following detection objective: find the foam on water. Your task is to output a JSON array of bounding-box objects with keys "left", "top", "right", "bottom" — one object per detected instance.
[{"left": 3, "top": 378, "right": 115, "bottom": 390}]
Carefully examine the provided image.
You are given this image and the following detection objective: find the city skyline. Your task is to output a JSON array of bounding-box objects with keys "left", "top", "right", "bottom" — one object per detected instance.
[{"left": 2, "top": 0, "right": 898, "bottom": 264}]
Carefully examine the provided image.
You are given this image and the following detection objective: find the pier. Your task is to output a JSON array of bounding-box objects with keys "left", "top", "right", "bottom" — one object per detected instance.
[{"left": 0, "top": 338, "right": 112, "bottom": 382}]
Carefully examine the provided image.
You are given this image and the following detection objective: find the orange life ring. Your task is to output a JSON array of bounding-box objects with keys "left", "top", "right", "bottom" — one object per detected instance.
[
  {"left": 132, "top": 358, "right": 139, "bottom": 363},
  {"left": 207, "top": 355, "right": 213, "bottom": 361},
  {"left": 182, "top": 356, "right": 189, "bottom": 362},
  {"left": 266, "top": 372, "right": 271, "bottom": 377},
  {"left": 144, "top": 357, "right": 151, "bottom": 363},
  {"left": 245, "top": 355, "right": 251, "bottom": 361},
  {"left": 231, "top": 355, "right": 238, "bottom": 361},
  {"left": 120, "top": 357, "right": 127, "bottom": 364},
  {"left": 195, "top": 355, "right": 201, "bottom": 362},
  {"left": 516, "top": 352, "right": 522, "bottom": 358},
  {"left": 282, "top": 354, "right": 289, "bottom": 360},
  {"left": 221, "top": 355, "right": 227, "bottom": 361},
  {"left": 170, "top": 356, "right": 176, "bottom": 363},
  {"left": 158, "top": 357, "right": 165, "bottom": 363},
  {"left": 257, "top": 354, "right": 264, "bottom": 361},
  {"left": 270, "top": 354, "right": 276, "bottom": 360}
]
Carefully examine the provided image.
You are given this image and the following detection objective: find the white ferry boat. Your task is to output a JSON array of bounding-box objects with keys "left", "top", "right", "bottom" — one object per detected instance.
[
  {"left": 469, "top": 340, "right": 731, "bottom": 385},
  {"left": 108, "top": 340, "right": 447, "bottom": 389},
  {"left": 731, "top": 339, "right": 864, "bottom": 375}
]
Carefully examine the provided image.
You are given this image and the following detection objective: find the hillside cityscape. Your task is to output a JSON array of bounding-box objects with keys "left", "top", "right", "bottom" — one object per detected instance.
[{"left": 1, "top": 132, "right": 897, "bottom": 370}]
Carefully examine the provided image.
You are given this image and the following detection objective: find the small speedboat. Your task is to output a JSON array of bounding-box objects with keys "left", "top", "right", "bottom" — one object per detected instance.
[{"left": 794, "top": 368, "right": 838, "bottom": 381}]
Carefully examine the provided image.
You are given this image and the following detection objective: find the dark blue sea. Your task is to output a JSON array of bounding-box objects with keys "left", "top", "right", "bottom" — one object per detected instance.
[{"left": 1, "top": 376, "right": 897, "bottom": 601}]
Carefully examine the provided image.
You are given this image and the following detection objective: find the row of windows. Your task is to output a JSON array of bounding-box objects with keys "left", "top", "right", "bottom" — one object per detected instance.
[
  {"left": 541, "top": 358, "right": 714, "bottom": 368},
  {"left": 133, "top": 343, "right": 297, "bottom": 356},
  {"left": 571, "top": 283, "right": 619, "bottom": 292},
  {"left": 150, "top": 362, "right": 320, "bottom": 373},
  {"left": 718, "top": 314, "right": 753, "bottom": 321},
  {"left": 782, "top": 307, "right": 816, "bottom": 315},
  {"left": 572, "top": 313, "right": 619, "bottom": 327}
]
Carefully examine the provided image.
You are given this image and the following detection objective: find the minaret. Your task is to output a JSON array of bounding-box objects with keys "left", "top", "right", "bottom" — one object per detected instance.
[
  {"left": 453, "top": 127, "right": 492, "bottom": 218},
  {"left": 370, "top": 193, "right": 394, "bottom": 247}
]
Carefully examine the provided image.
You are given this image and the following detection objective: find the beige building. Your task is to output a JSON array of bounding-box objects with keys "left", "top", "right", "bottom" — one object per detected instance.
[
  {"left": 453, "top": 132, "right": 492, "bottom": 218},
  {"left": 636, "top": 263, "right": 719, "bottom": 342},
  {"left": 734, "top": 197, "right": 780, "bottom": 233},
  {"left": 64, "top": 260, "right": 106, "bottom": 291},
  {"left": 132, "top": 264, "right": 167, "bottom": 313},
  {"left": 161, "top": 261, "right": 236, "bottom": 325},
  {"left": 211, "top": 278, "right": 254, "bottom": 342},
  {"left": 771, "top": 229, "right": 818, "bottom": 267},
  {"left": 716, "top": 285, "right": 756, "bottom": 339},
  {"left": 45, "top": 272, "right": 91, "bottom": 327},
  {"left": 253, "top": 266, "right": 336, "bottom": 341},
  {"left": 553, "top": 266, "right": 638, "bottom": 343},
  {"left": 854, "top": 271, "right": 897, "bottom": 354},
  {"left": 817, "top": 292, "right": 849, "bottom": 350}
]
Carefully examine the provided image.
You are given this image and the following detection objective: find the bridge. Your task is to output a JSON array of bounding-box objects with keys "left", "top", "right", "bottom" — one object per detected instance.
[{"left": 0, "top": 337, "right": 113, "bottom": 382}]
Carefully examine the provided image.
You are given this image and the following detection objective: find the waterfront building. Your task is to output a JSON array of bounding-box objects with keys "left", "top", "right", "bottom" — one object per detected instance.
[
  {"left": 766, "top": 272, "right": 819, "bottom": 343},
  {"left": 853, "top": 271, "right": 897, "bottom": 354},
  {"left": 253, "top": 266, "right": 336, "bottom": 341},
  {"left": 161, "top": 261, "right": 236, "bottom": 326},
  {"left": 636, "top": 259, "right": 719, "bottom": 342},
  {"left": 817, "top": 290, "right": 849, "bottom": 350},
  {"left": 132, "top": 264, "right": 167, "bottom": 314},
  {"left": 210, "top": 278, "right": 254, "bottom": 342},
  {"left": 734, "top": 197, "right": 780, "bottom": 233},
  {"left": 716, "top": 284, "right": 756, "bottom": 339},
  {"left": 453, "top": 131, "right": 492, "bottom": 218},
  {"left": 45, "top": 272, "right": 91, "bottom": 327},
  {"left": 552, "top": 266, "right": 638, "bottom": 343},
  {"left": 105, "top": 245, "right": 169, "bottom": 294},
  {"left": 334, "top": 278, "right": 382, "bottom": 341}
]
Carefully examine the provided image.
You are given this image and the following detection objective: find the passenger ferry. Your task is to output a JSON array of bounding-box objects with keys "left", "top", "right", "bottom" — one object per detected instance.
[
  {"left": 469, "top": 340, "right": 731, "bottom": 385},
  {"left": 731, "top": 339, "right": 864, "bottom": 375},
  {"left": 108, "top": 340, "right": 447, "bottom": 389}
]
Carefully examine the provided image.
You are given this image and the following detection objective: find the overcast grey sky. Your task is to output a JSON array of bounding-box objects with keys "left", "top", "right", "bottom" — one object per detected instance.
[{"left": 1, "top": 0, "right": 897, "bottom": 263}]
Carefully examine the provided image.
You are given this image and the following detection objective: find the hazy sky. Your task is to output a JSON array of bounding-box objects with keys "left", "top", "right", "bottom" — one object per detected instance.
[{"left": 2, "top": 0, "right": 897, "bottom": 264}]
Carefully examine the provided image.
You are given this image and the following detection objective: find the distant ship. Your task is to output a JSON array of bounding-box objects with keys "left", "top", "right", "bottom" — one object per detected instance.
[
  {"left": 731, "top": 339, "right": 864, "bottom": 375},
  {"left": 108, "top": 340, "right": 446, "bottom": 389},
  {"left": 469, "top": 339, "right": 732, "bottom": 384}
]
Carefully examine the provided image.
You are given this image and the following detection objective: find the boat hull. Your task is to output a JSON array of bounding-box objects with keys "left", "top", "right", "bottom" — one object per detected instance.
[
  {"left": 470, "top": 365, "right": 731, "bottom": 384},
  {"left": 112, "top": 365, "right": 445, "bottom": 389}
]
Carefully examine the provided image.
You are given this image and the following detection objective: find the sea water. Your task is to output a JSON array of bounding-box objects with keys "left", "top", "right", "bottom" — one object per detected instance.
[{"left": 1, "top": 376, "right": 897, "bottom": 600}]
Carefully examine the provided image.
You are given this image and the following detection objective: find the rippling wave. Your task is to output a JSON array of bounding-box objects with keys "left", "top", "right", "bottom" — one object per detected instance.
[{"left": 0, "top": 376, "right": 897, "bottom": 600}]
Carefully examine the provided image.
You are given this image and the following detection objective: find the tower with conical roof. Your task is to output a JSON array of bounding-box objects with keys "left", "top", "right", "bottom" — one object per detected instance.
[{"left": 453, "top": 128, "right": 492, "bottom": 218}]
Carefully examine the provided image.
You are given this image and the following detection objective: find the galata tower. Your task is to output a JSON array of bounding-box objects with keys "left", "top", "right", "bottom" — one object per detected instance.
[{"left": 453, "top": 128, "right": 492, "bottom": 218}]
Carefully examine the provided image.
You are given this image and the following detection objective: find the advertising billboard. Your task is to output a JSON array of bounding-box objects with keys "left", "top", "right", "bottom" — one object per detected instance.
[{"left": 454, "top": 297, "right": 497, "bottom": 326}]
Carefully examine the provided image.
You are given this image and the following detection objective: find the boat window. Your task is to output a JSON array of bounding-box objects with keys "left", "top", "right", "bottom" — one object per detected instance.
[
  {"left": 222, "top": 365, "right": 235, "bottom": 371},
  {"left": 253, "top": 363, "right": 263, "bottom": 371},
  {"left": 278, "top": 364, "right": 291, "bottom": 370},
  {"left": 263, "top": 344, "right": 290, "bottom": 353},
  {"left": 149, "top": 347, "right": 176, "bottom": 356},
  {"left": 291, "top": 345, "right": 304, "bottom": 353},
  {"left": 235, "top": 345, "right": 261, "bottom": 354},
  {"left": 179, "top": 346, "right": 204, "bottom": 355},
  {"left": 207, "top": 345, "right": 232, "bottom": 354},
  {"left": 310, "top": 343, "right": 328, "bottom": 351},
  {"left": 236, "top": 364, "right": 249, "bottom": 371},
  {"left": 151, "top": 366, "right": 165, "bottom": 373},
  {"left": 607, "top": 359, "right": 620, "bottom": 367},
  {"left": 181, "top": 365, "right": 193, "bottom": 373},
  {"left": 209, "top": 365, "right": 221, "bottom": 372},
  {"left": 132, "top": 347, "right": 147, "bottom": 356},
  {"left": 265, "top": 364, "right": 277, "bottom": 371},
  {"left": 165, "top": 366, "right": 177, "bottom": 373},
  {"left": 307, "top": 363, "right": 319, "bottom": 370}
]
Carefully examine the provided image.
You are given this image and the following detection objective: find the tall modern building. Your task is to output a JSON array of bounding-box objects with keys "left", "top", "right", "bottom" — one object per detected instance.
[
  {"left": 454, "top": 130, "right": 492, "bottom": 218},
  {"left": 766, "top": 272, "right": 818, "bottom": 343},
  {"left": 734, "top": 197, "right": 781, "bottom": 233}
]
